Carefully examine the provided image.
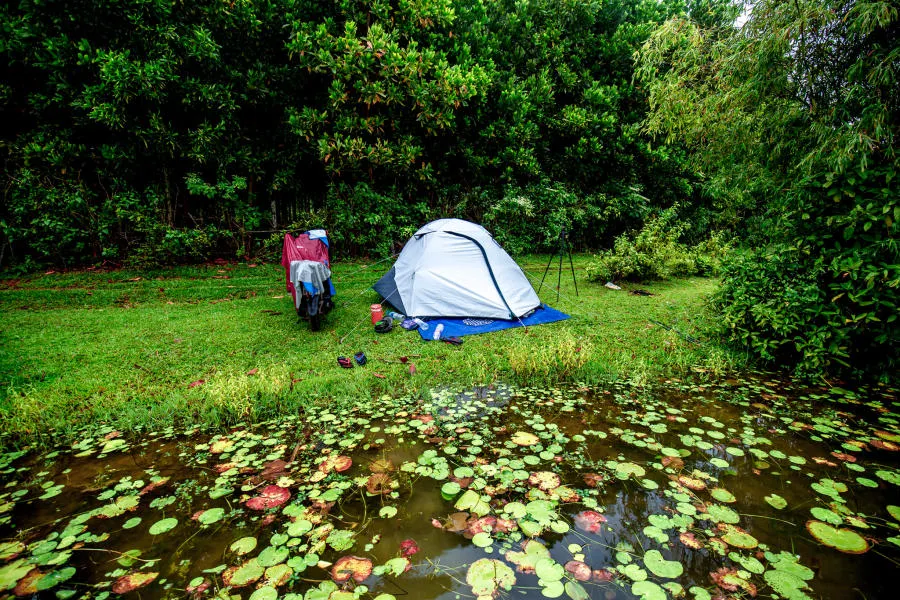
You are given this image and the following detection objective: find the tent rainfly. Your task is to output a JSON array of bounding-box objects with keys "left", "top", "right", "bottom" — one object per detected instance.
[{"left": 373, "top": 219, "right": 541, "bottom": 320}]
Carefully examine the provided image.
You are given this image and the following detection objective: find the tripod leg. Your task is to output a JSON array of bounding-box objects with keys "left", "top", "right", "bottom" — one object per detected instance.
[
  {"left": 567, "top": 242, "right": 579, "bottom": 297},
  {"left": 556, "top": 247, "right": 563, "bottom": 303},
  {"left": 537, "top": 252, "right": 554, "bottom": 295}
]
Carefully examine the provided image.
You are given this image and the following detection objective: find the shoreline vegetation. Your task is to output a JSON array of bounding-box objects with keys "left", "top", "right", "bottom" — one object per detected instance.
[{"left": 0, "top": 256, "right": 745, "bottom": 443}]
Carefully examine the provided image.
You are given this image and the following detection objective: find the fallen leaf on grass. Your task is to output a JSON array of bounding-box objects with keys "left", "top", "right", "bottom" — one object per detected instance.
[
  {"left": 374, "top": 373, "right": 386, "bottom": 379},
  {"left": 247, "top": 368, "right": 258, "bottom": 376},
  {"left": 188, "top": 380, "right": 205, "bottom": 388}
]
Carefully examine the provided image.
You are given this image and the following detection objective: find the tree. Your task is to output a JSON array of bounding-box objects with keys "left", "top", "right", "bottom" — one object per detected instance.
[{"left": 636, "top": 0, "right": 899, "bottom": 378}]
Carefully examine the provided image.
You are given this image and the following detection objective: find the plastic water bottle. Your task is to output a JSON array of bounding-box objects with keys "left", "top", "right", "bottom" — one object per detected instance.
[
  {"left": 433, "top": 323, "right": 444, "bottom": 340},
  {"left": 413, "top": 318, "right": 429, "bottom": 331},
  {"left": 388, "top": 311, "right": 404, "bottom": 320}
]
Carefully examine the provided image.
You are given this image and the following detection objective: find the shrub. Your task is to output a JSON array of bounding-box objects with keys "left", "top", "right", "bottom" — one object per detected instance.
[{"left": 585, "top": 207, "right": 729, "bottom": 282}]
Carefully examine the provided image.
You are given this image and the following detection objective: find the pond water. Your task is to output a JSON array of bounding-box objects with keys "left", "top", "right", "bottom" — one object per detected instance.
[{"left": 0, "top": 376, "right": 898, "bottom": 600}]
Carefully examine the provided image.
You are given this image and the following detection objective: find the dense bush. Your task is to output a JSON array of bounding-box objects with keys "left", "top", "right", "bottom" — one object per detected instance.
[{"left": 636, "top": 0, "right": 899, "bottom": 379}]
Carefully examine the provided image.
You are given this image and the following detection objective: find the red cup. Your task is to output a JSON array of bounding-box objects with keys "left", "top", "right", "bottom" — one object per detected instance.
[{"left": 370, "top": 304, "right": 384, "bottom": 324}]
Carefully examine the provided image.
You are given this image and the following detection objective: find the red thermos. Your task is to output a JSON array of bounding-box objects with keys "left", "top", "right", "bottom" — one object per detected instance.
[{"left": 370, "top": 304, "right": 384, "bottom": 324}]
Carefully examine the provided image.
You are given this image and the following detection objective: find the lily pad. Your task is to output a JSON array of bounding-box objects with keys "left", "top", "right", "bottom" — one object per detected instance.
[
  {"left": 511, "top": 431, "right": 539, "bottom": 446},
  {"left": 710, "top": 488, "right": 736, "bottom": 503},
  {"left": 230, "top": 536, "right": 257, "bottom": 555},
  {"left": 764, "top": 494, "right": 787, "bottom": 510},
  {"left": 573, "top": 510, "right": 606, "bottom": 534},
  {"left": 198, "top": 507, "right": 225, "bottom": 525},
  {"left": 111, "top": 571, "right": 158, "bottom": 594},
  {"left": 466, "top": 558, "right": 515, "bottom": 598},
  {"left": 246, "top": 485, "right": 291, "bottom": 510},
  {"left": 632, "top": 580, "right": 667, "bottom": 600},
  {"left": 331, "top": 556, "right": 372, "bottom": 583},
  {"left": 643, "top": 549, "right": 683, "bottom": 578},
  {"left": 148, "top": 517, "right": 177, "bottom": 535},
  {"left": 222, "top": 559, "right": 264, "bottom": 587},
  {"left": 805, "top": 520, "right": 869, "bottom": 554}
]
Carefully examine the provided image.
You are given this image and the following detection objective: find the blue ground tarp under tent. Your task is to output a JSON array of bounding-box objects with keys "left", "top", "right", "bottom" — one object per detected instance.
[{"left": 416, "top": 304, "right": 569, "bottom": 340}]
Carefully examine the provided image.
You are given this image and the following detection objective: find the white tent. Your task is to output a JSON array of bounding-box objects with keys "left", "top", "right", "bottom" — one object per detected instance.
[{"left": 373, "top": 219, "right": 540, "bottom": 319}]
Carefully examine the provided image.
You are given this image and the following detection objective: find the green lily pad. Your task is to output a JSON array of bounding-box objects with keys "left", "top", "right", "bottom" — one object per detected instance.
[
  {"left": 643, "top": 549, "right": 683, "bottom": 578},
  {"left": 710, "top": 488, "right": 736, "bottom": 503},
  {"left": 249, "top": 587, "right": 278, "bottom": 600},
  {"left": 465, "top": 558, "right": 515, "bottom": 598},
  {"left": 198, "top": 507, "right": 225, "bottom": 525},
  {"left": 534, "top": 557, "right": 565, "bottom": 582},
  {"left": 720, "top": 527, "right": 758, "bottom": 549},
  {"left": 810, "top": 507, "right": 843, "bottom": 526},
  {"left": 805, "top": 520, "right": 869, "bottom": 554},
  {"left": 620, "top": 563, "right": 647, "bottom": 582},
  {"left": 230, "top": 537, "right": 257, "bottom": 555},
  {"left": 0, "top": 559, "right": 32, "bottom": 592},
  {"left": 615, "top": 462, "right": 646, "bottom": 478},
  {"left": 632, "top": 580, "right": 667, "bottom": 600},
  {"left": 875, "top": 470, "right": 900, "bottom": 486},
  {"left": 705, "top": 504, "right": 740, "bottom": 524},
  {"left": 763, "top": 569, "right": 813, "bottom": 599},
  {"left": 35, "top": 566, "right": 76, "bottom": 591},
  {"left": 887, "top": 505, "right": 900, "bottom": 522},
  {"left": 764, "top": 494, "right": 787, "bottom": 510},
  {"left": 326, "top": 530, "right": 354, "bottom": 552},
  {"left": 564, "top": 581, "right": 589, "bottom": 600},
  {"left": 257, "top": 546, "right": 289, "bottom": 567},
  {"left": 148, "top": 517, "right": 177, "bottom": 535},
  {"left": 223, "top": 559, "right": 264, "bottom": 587}
]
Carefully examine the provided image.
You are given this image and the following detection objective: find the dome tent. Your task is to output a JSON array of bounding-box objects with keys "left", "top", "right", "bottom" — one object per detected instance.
[{"left": 373, "top": 219, "right": 541, "bottom": 320}]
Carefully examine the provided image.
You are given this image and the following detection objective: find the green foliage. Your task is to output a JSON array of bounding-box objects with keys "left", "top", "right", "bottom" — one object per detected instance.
[
  {"left": 585, "top": 208, "right": 731, "bottom": 282},
  {"left": 1, "top": 0, "right": 706, "bottom": 268},
  {"left": 636, "top": 0, "right": 899, "bottom": 378}
]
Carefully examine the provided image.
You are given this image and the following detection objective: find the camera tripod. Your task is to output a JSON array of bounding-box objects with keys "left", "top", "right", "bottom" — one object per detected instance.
[{"left": 537, "top": 228, "right": 578, "bottom": 302}]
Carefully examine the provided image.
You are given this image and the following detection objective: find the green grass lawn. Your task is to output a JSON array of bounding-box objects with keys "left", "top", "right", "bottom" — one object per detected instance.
[{"left": 0, "top": 256, "right": 745, "bottom": 440}]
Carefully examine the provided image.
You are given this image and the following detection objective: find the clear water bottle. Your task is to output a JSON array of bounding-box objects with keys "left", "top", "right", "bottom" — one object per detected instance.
[
  {"left": 388, "top": 311, "right": 404, "bottom": 320},
  {"left": 433, "top": 323, "right": 444, "bottom": 340},
  {"left": 413, "top": 318, "right": 429, "bottom": 331}
]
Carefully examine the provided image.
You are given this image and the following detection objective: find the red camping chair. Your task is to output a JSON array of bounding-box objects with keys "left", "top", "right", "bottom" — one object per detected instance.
[{"left": 281, "top": 230, "right": 335, "bottom": 331}]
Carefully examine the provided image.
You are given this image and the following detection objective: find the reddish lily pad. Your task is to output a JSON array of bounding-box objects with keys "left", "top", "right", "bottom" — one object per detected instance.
[
  {"left": 400, "top": 539, "right": 420, "bottom": 558},
  {"left": 679, "top": 532, "right": 704, "bottom": 549},
  {"left": 331, "top": 556, "right": 373, "bottom": 583},
  {"left": 573, "top": 510, "right": 607, "bottom": 534},
  {"left": 246, "top": 486, "right": 291, "bottom": 511},
  {"left": 13, "top": 568, "right": 43, "bottom": 596},
  {"left": 112, "top": 571, "right": 159, "bottom": 594},
  {"left": 678, "top": 475, "right": 707, "bottom": 491},
  {"left": 319, "top": 455, "right": 352, "bottom": 474},
  {"left": 366, "top": 473, "right": 392, "bottom": 495},
  {"left": 564, "top": 561, "right": 592, "bottom": 581}
]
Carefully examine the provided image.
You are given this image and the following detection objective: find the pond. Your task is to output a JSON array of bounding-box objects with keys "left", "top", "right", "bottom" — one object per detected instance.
[{"left": 0, "top": 376, "right": 898, "bottom": 600}]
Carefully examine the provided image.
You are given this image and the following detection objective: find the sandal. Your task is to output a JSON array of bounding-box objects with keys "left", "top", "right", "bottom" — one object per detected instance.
[
  {"left": 354, "top": 351, "right": 367, "bottom": 366},
  {"left": 337, "top": 356, "right": 353, "bottom": 369},
  {"left": 442, "top": 336, "right": 463, "bottom": 346},
  {"left": 374, "top": 316, "right": 394, "bottom": 333}
]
